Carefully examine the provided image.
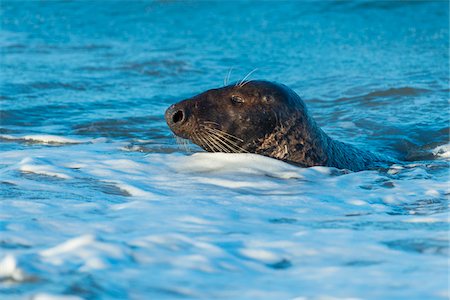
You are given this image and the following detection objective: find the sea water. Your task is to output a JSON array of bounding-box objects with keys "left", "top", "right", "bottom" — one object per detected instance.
[{"left": 0, "top": 1, "right": 449, "bottom": 299}]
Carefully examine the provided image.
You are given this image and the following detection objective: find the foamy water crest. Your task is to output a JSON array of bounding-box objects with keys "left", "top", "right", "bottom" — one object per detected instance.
[{"left": 0, "top": 139, "right": 448, "bottom": 299}]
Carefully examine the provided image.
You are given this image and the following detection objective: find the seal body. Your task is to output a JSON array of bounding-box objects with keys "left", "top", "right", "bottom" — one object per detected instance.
[{"left": 165, "top": 80, "right": 391, "bottom": 171}]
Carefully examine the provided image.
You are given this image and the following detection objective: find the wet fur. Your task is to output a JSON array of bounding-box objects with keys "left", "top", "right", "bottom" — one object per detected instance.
[{"left": 251, "top": 110, "right": 387, "bottom": 171}]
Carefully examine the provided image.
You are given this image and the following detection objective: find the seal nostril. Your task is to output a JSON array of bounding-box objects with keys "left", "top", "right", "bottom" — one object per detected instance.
[{"left": 172, "top": 110, "right": 184, "bottom": 124}]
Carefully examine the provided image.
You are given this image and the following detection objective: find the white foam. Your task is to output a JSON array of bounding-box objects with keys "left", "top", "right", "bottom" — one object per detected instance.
[
  {"left": 432, "top": 143, "right": 450, "bottom": 159},
  {"left": 0, "top": 134, "right": 91, "bottom": 144},
  {"left": 0, "top": 254, "right": 25, "bottom": 281},
  {"left": 110, "top": 181, "right": 156, "bottom": 197},
  {"left": 40, "top": 235, "right": 126, "bottom": 270},
  {"left": 239, "top": 248, "right": 281, "bottom": 263},
  {"left": 31, "top": 294, "right": 84, "bottom": 300},
  {"left": 403, "top": 217, "right": 442, "bottom": 223},
  {"left": 347, "top": 199, "right": 368, "bottom": 206},
  {"left": 40, "top": 235, "right": 96, "bottom": 257},
  {"left": 169, "top": 152, "right": 304, "bottom": 178},
  {"left": 0, "top": 140, "right": 447, "bottom": 299},
  {"left": 19, "top": 157, "right": 73, "bottom": 179}
]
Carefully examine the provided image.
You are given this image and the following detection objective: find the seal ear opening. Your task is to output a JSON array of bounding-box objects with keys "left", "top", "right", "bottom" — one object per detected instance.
[{"left": 263, "top": 95, "right": 275, "bottom": 103}]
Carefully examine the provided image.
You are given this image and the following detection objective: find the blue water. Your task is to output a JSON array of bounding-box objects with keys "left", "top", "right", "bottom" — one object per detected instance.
[{"left": 0, "top": 1, "right": 449, "bottom": 299}]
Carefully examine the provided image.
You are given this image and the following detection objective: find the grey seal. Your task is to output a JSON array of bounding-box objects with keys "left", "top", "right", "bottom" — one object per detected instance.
[{"left": 165, "top": 80, "right": 392, "bottom": 171}]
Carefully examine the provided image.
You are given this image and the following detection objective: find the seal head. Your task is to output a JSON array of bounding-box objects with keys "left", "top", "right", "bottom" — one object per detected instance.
[{"left": 165, "top": 80, "right": 390, "bottom": 171}]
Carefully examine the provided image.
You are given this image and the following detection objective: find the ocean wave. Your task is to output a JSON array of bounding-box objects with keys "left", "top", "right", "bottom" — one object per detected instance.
[
  {"left": 432, "top": 143, "right": 450, "bottom": 159},
  {"left": 0, "top": 140, "right": 448, "bottom": 299},
  {"left": 336, "top": 86, "right": 432, "bottom": 105},
  {"left": 0, "top": 134, "right": 102, "bottom": 145}
]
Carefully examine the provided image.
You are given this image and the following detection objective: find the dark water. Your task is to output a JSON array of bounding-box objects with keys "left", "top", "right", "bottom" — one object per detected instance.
[{"left": 0, "top": 1, "right": 449, "bottom": 299}]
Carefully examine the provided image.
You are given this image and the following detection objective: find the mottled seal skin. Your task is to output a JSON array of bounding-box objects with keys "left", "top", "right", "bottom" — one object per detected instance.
[{"left": 165, "top": 80, "right": 392, "bottom": 171}]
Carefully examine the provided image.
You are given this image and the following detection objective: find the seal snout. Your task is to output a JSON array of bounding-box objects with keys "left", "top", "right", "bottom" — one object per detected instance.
[
  {"left": 169, "top": 108, "right": 186, "bottom": 126},
  {"left": 165, "top": 104, "right": 187, "bottom": 128},
  {"left": 165, "top": 102, "right": 193, "bottom": 139}
]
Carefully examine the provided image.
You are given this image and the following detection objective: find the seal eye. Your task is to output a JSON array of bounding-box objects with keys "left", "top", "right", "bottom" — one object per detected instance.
[{"left": 231, "top": 95, "right": 244, "bottom": 104}]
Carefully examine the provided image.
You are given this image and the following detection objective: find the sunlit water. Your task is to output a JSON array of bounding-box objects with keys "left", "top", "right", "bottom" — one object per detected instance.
[{"left": 0, "top": 1, "right": 449, "bottom": 299}]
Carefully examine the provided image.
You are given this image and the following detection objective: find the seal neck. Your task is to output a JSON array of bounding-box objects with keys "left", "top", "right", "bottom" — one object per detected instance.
[
  {"left": 252, "top": 110, "right": 329, "bottom": 168},
  {"left": 272, "top": 111, "right": 381, "bottom": 171},
  {"left": 322, "top": 132, "right": 390, "bottom": 171}
]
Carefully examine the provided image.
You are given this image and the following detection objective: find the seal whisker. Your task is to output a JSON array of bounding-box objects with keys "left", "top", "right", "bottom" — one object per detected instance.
[
  {"left": 203, "top": 121, "right": 221, "bottom": 126},
  {"left": 208, "top": 133, "right": 232, "bottom": 153},
  {"left": 198, "top": 133, "right": 216, "bottom": 152},
  {"left": 200, "top": 124, "right": 234, "bottom": 153},
  {"left": 208, "top": 130, "right": 248, "bottom": 153},
  {"left": 219, "top": 135, "right": 249, "bottom": 153},
  {"left": 237, "top": 68, "right": 258, "bottom": 87},
  {"left": 193, "top": 130, "right": 208, "bottom": 151},
  {"left": 239, "top": 79, "right": 254, "bottom": 88},
  {"left": 198, "top": 129, "right": 225, "bottom": 153},
  {"left": 201, "top": 122, "right": 244, "bottom": 142},
  {"left": 205, "top": 126, "right": 244, "bottom": 143},
  {"left": 200, "top": 124, "right": 232, "bottom": 152},
  {"left": 224, "top": 67, "right": 233, "bottom": 86},
  {"left": 206, "top": 134, "right": 227, "bottom": 152},
  {"left": 208, "top": 135, "right": 227, "bottom": 153},
  {"left": 204, "top": 127, "right": 248, "bottom": 153},
  {"left": 192, "top": 131, "right": 203, "bottom": 149},
  {"left": 207, "top": 131, "right": 239, "bottom": 153},
  {"left": 199, "top": 133, "right": 215, "bottom": 152}
]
